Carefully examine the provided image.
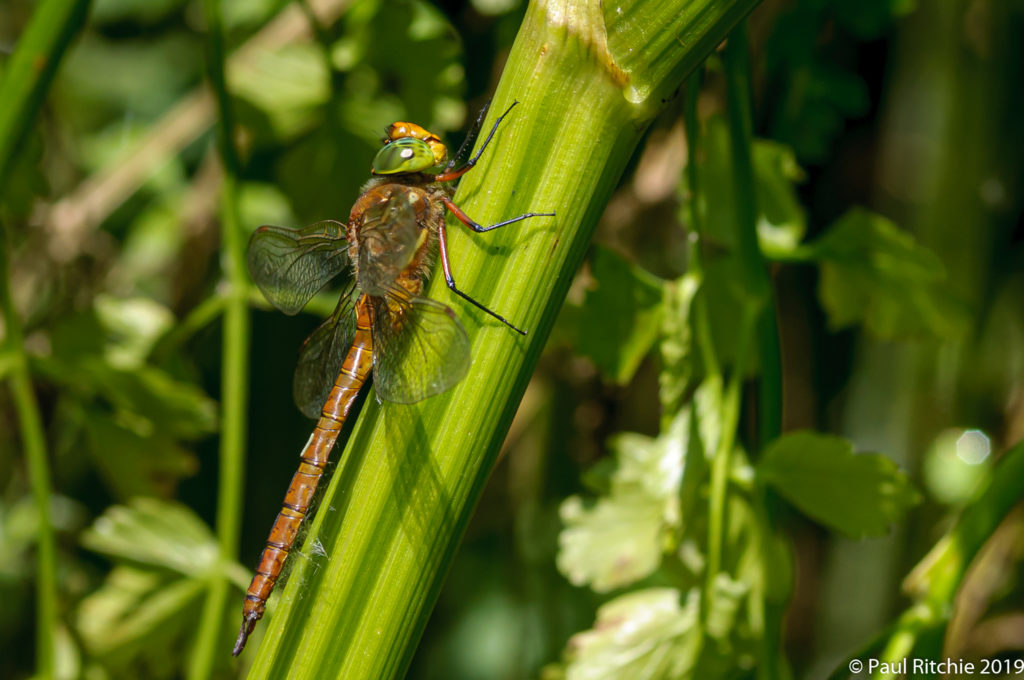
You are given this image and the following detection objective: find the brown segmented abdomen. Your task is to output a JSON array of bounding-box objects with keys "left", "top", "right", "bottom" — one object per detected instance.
[{"left": 232, "top": 295, "right": 375, "bottom": 656}]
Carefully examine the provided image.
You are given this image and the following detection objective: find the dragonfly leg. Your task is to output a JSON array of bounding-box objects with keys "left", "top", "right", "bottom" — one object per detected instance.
[
  {"left": 434, "top": 100, "right": 520, "bottom": 182},
  {"left": 444, "top": 101, "right": 491, "bottom": 172},
  {"left": 443, "top": 196, "right": 555, "bottom": 233},
  {"left": 437, "top": 222, "right": 527, "bottom": 335}
]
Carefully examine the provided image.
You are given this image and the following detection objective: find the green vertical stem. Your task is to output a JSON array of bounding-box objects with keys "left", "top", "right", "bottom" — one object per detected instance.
[
  {"left": 683, "top": 69, "right": 720, "bottom": 381},
  {"left": 0, "top": 2, "right": 90, "bottom": 677},
  {"left": 703, "top": 301, "right": 756, "bottom": 602},
  {"left": 722, "top": 22, "right": 781, "bottom": 446},
  {"left": 722, "top": 22, "right": 784, "bottom": 678},
  {"left": 1, "top": 227, "right": 57, "bottom": 679},
  {"left": 188, "top": 0, "right": 249, "bottom": 676}
]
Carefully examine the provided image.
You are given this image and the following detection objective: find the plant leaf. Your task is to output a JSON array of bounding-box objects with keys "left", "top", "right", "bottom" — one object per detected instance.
[
  {"left": 76, "top": 565, "right": 206, "bottom": 668},
  {"left": 757, "top": 431, "right": 921, "bottom": 538},
  {"left": 570, "top": 246, "right": 666, "bottom": 384},
  {"left": 683, "top": 115, "right": 806, "bottom": 257},
  {"left": 658, "top": 274, "right": 698, "bottom": 421},
  {"left": 562, "top": 588, "right": 702, "bottom": 680},
  {"left": 81, "top": 498, "right": 219, "bottom": 576},
  {"left": 807, "top": 207, "right": 969, "bottom": 339},
  {"left": 557, "top": 412, "right": 688, "bottom": 591}
]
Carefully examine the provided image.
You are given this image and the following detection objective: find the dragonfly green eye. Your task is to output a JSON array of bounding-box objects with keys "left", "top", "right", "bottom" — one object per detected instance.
[{"left": 372, "top": 138, "right": 437, "bottom": 175}]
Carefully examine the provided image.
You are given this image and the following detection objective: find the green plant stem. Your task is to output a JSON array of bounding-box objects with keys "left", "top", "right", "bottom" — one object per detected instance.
[
  {"left": 683, "top": 69, "right": 720, "bottom": 381},
  {"left": 720, "top": 23, "right": 783, "bottom": 678},
  {"left": 722, "top": 22, "right": 781, "bottom": 447},
  {"left": 245, "top": 0, "right": 759, "bottom": 677},
  {"left": 0, "top": 0, "right": 91, "bottom": 195},
  {"left": 1, "top": 226, "right": 57, "bottom": 679},
  {"left": 703, "top": 301, "right": 756, "bottom": 604},
  {"left": 188, "top": 0, "right": 250, "bottom": 676},
  {"left": 0, "top": 3, "right": 90, "bottom": 677}
]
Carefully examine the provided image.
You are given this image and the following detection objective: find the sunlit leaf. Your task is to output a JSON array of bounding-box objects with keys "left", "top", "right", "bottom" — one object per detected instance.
[
  {"left": 94, "top": 295, "right": 175, "bottom": 368},
  {"left": 557, "top": 412, "right": 687, "bottom": 591},
  {"left": 571, "top": 246, "right": 665, "bottom": 384},
  {"left": 81, "top": 498, "right": 219, "bottom": 575},
  {"left": 757, "top": 431, "right": 921, "bottom": 537},
  {"left": 684, "top": 115, "right": 806, "bottom": 256},
  {"left": 228, "top": 43, "right": 330, "bottom": 138},
  {"left": 75, "top": 500, "right": 233, "bottom": 674},
  {"left": 658, "top": 274, "right": 699, "bottom": 422},
  {"left": 76, "top": 565, "right": 206, "bottom": 671},
  {"left": 704, "top": 573, "right": 748, "bottom": 641},
  {"left": 808, "top": 208, "right": 969, "bottom": 339},
  {"left": 562, "top": 588, "right": 702, "bottom": 680},
  {"left": 752, "top": 139, "right": 807, "bottom": 256},
  {"left": 109, "top": 197, "right": 188, "bottom": 299}
]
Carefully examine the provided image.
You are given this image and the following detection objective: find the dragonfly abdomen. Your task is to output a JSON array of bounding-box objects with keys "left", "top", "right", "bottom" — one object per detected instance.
[{"left": 233, "top": 298, "right": 375, "bottom": 656}]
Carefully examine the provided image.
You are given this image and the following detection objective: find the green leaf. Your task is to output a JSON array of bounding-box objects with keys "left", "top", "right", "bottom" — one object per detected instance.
[
  {"left": 558, "top": 410, "right": 692, "bottom": 591},
  {"left": 93, "top": 295, "right": 175, "bottom": 369},
  {"left": 76, "top": 565, "right": 206, "bottom": 668},
  {"left": 568, "top": 246, "right": 665, "bottom": 384},
  {"left": 684, "top": 115, "right": 806, "bottom": 257},
  {"left": 752, "top": 139, "right": 807, "bottom": 256},
  {"left": 36, "top": 353, "right": 218, "bottom": 440},
  {"left": 807, "top": 207, "right": 969, "bottom": 339},
  {"left": 76, "top": 499, "right": 232, "bottom": 674},
  {"left": 81, "top": 498, "right": 219, "bottom": 576},
  {"left": 228, "top": 43, "right": 330, "bottom": 138},
  {"left": 704, "top": 573, "right": 748, "bottom": 641},
  {"left": 562, "top": 588, "right": 701, "bottom": 680},
  {"left": 698, "top": 256, "right": 761, "bottom": 375},
  {"left": 757, "top": 431, "right": 921, "bottom": 538},
  {"left": 658, "top": 274, "right": 698, "bottom": 420}
]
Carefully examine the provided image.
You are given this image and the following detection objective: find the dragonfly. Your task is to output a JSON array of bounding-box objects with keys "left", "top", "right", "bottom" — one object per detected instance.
[{"left": 233, "top": 102, "right": 553, "bottom": 656}]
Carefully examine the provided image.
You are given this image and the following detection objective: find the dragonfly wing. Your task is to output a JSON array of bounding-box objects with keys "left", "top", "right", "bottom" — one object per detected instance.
[
  {"left": 248, "top": 220, "right": 350, "bottom": 315},
  {"left": 371, "top": 291, "right": 470, "bottom": 405},
  {"left": 293, "top": 284, "right": 359, "bottom": 419},
  {"left": 356, "top": 188, "right": 423, "bottom": 296}
]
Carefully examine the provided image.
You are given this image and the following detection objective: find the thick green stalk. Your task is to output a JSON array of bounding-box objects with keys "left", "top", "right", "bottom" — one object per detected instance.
[
  {"left": 247, "top": 1, "right": 759, "bottom": 677},
  {"left": 0, "top": 2, "right": 90, "bottom": 677},
  {"left": 189, "top": 0, "right": 250, "bottom": 676}
]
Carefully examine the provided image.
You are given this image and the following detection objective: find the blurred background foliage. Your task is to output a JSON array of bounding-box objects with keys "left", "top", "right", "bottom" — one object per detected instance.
[{"left": 1, "top": 0, "right": 1022, "bottom": 678}]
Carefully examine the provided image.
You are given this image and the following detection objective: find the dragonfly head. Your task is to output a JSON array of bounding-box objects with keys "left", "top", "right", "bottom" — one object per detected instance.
[{"left": 372, "top": 121, "right": 448, "bottom": 175}]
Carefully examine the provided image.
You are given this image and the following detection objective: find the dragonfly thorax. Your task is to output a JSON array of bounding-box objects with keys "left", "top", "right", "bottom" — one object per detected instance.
[{"left": 349, "top": 183, "right": 440, "bottom": 297}]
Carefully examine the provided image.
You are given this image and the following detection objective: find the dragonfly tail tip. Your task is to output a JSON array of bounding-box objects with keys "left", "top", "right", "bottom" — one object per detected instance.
[{"left": 232, "top": 617, "right": 257, "bottom": 657}]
